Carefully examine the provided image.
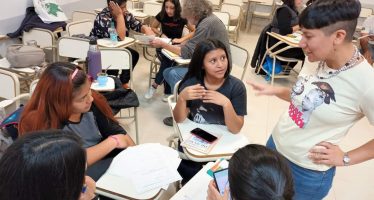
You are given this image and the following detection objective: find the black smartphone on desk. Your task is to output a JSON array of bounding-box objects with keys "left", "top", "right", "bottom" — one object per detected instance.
[
  {"left": 190, "top": 128, "right": 217, "bottom": 142},
  {"left": 213, "top": 168, "right": 229, "bottom": 196}
]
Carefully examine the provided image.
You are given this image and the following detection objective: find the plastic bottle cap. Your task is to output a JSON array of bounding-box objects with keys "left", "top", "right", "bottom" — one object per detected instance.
[{"left": 89, "top": 38, "right": 98, "bottom": 45}]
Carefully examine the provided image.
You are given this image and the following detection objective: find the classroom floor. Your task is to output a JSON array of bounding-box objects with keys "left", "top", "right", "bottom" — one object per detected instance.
[{"left": 117, "top": 22, "right": 374, "bottom": 200}]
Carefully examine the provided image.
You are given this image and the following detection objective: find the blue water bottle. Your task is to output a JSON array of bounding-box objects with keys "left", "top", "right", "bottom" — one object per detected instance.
[
  {"left": 87, "top": 38, "right": 102, "bottom": 80},
  {"left": 109, "top": 21, "right": 118, "bottom": 45}
]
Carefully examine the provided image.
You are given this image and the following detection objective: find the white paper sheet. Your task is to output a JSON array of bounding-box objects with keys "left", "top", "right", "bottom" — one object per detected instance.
[{"left": 106, "top": 143, "right": 182, "bottom": 194}]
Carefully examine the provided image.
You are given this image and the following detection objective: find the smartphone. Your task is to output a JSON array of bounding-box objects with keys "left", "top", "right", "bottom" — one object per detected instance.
[
  {"left": 213, "top": 168, "right": 229, "bottom": 196},
  {"left": 190, "top": 128, "right": 217, "bottom": 142}
]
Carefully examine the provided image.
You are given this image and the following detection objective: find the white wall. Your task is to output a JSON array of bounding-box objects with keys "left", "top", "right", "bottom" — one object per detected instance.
[
  {"left": 0, "top": 0, "right": 106, "bottom": 56},
  {"left": 0, "top": 0, "right": 106, "bottom": 35}
]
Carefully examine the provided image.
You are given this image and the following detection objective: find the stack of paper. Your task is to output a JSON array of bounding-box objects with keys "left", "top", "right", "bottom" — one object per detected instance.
[{"left": 106, "top": 143, "right": 182, "bottom": 194}]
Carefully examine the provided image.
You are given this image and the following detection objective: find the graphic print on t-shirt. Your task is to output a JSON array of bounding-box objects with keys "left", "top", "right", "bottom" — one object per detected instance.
[
  {"left": 189, "top": 104, "right": 225, "bottom": 125},
  {"left": 289, "top": 76, "right": 336, "bottom": 128}
]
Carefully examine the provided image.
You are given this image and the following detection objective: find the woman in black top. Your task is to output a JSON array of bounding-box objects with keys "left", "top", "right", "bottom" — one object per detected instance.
[
  {"left": 269, "top": 0, "right": 305, "bottom": 69},
  {"left": 151, "top": 0, "right": 195, "bottom": 44},
  {"left": 146, "top": 0, "right": 195, "bottom": 100}
]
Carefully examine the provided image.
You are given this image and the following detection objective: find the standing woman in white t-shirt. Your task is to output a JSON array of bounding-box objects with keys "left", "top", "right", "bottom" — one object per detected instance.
[{"left": 248, "top": 0, "right": 374, "bottom": 199}]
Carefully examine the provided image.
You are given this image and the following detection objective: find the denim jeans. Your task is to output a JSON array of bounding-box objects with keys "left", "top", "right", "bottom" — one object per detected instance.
[
  {"left": 163, "top": 67, "right": 188, "bottom": 94},
  {"left": 155, "top": 52, "right": 175, "bottom": 94},
  {"left": 266, "top": 136, "right": 336, "bottom": 200}
]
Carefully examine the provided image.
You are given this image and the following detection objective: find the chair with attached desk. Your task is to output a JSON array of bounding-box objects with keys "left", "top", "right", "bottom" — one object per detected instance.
[
  {"left": 248, "top": 0, "right": 276, "bottom": 30},
  {"left": 0, "top": 58, "right": 40, "bottom": 94},
  {"left": 71, "top": 10, "right": 97, "bottom": 22},
  {"left": 57, "top": 36, "right": 90, "bottom": 62},
  {"left": 220, "top": 3, "right": 242, "bottom": 43},
  {"left": 230, "top": 42, "right": 250, "bottom": 80},
  {"left": 0, "top": 69, "right": 31, "bottom": 109},
  {"left": 166, "top": 81, "right": 249, "bottom": 162},
  {"left": 66, "top": 20, "right": 94, "bottom": 37},
  {"left": 256, "top": 31, "right": 303, "bottom": 85},
  {"left": 22, "top": 28, "right": 57, "bottom": 62},
  {"left": 100, "top": 48, "right": 140, "bottom": 144},
  {"left": 142, "top": 1, "right": 162, "bottom": 25}
]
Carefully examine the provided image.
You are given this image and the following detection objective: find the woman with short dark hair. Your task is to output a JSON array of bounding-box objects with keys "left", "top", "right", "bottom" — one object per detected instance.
[
  {"left": 248, "top": 0, "right": 374, "bottom": 199},
  {"left": 0, "top": 130, "right": 95, "bottom": 200}
]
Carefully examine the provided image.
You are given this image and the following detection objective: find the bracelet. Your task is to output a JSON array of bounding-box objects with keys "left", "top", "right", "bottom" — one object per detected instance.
[
  {"left": 110, "top": 136, "right": 119, "bottom": 147},
  {"left": 81, "top": 184, "right": 87, "bottom": 193}
]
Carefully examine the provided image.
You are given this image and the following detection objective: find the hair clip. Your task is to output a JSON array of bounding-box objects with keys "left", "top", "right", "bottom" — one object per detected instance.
[{"left": 71, "top": 68, "right": 79, "bottom": 80}]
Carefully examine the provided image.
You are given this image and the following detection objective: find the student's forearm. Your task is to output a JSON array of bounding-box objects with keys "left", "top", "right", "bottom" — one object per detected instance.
[
  {"left": 178, "top": 31, "right": 194, "bottom": 43},
  {"left": 173, "top": 97, "right": 189, "bottom": 123},
  {"left": 346, "top": 139, "right": 374, "bottom": 166},
  {"left": 86, "top": 138, "right": 116, "bottom": 166},
  {"left": 223, "top": 103, "right": 244, "bottom": 134},
  {"left": 275, "top": 87, "right": 291, "bottom": 102},
  {"left": 116, "top": 16, "right": 126, "bottom": 40},
  {"left": 151, "top": 28, "right": 161, "bottom": 36},
  {"left": 161, "top": 42, "right": 182, "bottom": 56}
]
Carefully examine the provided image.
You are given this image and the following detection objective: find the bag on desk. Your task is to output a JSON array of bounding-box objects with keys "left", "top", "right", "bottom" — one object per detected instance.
[
  {"left": 6, "top": 44, "right": 45, "bottom": 68},
  {"left": 33, "top": 0, "right": 67, "bottom": 23}
]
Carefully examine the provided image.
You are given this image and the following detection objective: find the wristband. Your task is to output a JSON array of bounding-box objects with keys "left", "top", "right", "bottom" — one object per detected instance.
[
  {"left": 81, "top": 184, "right": 87, "bottom": 193},
  {"left": 110, "top": 136, "right": 119, "bottom": 147}
]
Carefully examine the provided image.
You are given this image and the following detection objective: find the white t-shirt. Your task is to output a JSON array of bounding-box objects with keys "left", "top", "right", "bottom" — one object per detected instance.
[{"left": 272, "top": 60, "right": 374, "bottom": 171}]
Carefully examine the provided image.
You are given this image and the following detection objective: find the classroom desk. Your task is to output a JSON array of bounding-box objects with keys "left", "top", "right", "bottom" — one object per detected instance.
[
  {"left": 95, "top": 143, "right": 181, "bottom": 200},
  {"left": 91, "top": 76, "right": 115, "bottom": 92},
  {"left": 176, "top": 118, "right": 249, "bottom": 162},
  {"left": 256, "top": 31, "right": 303, "bottom": 84},
  {"left": 267, "top": 31, "right": 301, "bottom": 47},
  {"left": 170, "top": 162, "right": 215, "bottom": 200},
  {"left": 0, "top": 35, "right": 9, "bottom": 41},
  {"left": 244, "top": 0, "right": 273, "bottom": 28},
  {"left": 96, "top": 174, "right": 163, "bottom": 200},
  {"left": 97, "top": 37, "right": 136, "bottom": 48}
]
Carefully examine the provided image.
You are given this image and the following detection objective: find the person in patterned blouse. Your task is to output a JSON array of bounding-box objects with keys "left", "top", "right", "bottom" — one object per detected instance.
[{"left": 90, "top": 0, "right": 154, "bottom": 89}]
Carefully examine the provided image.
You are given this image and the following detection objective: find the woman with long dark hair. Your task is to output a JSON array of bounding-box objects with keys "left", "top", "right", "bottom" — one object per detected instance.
[
  {"left": 0, "top": 130, "right": 95, "bottom": 200},
  {"left": 207, "top": 144, "right": 294, "bottom": 200},
  {"left": 146, "top": 0, "right": 195, "bottom": 100},
  {"left": 173, "top": 38, "right": 246, "bottom": 133}
]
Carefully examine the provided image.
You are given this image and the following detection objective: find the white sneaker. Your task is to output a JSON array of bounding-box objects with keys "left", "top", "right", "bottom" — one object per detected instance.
[
  {"left": 162, "top": 94, "right": 171, "bottom": 102},
  {"left": 144, "top": 86, "right": 156, "bottom": 99}
]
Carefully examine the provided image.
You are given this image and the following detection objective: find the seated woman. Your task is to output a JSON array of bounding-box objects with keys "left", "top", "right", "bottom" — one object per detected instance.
[
  {"left": 146, "top": 0, "right": 195, "bottom": 100},
  {"left": 173, "top": 38, "right": 246, "bottom": 133},
  {"left": 269, "top": 0, "right": 305, "bottom": 70},
  {"left": 207, "top": 144, "right": 294, "bottom": 200},
  {"left": 90, "top": 0, "right": 154, "bottom": 89},
  {"left": 19, "top": 62, "right": 135, "bottom": 180},
  {"left": 173, "top": 39, "right": 247, "bottom": 184},
  {"left": 0, "top": 130, "right": 96, "bottom": 200}
]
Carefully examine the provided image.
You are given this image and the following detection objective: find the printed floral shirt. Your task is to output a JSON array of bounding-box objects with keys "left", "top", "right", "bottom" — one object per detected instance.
[{"left": 90, "top": 7, "right": 142, "bottom": 38}]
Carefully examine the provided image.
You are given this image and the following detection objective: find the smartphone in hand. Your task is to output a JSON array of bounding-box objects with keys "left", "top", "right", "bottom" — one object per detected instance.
[
  {"left": 213, "top": 168, "right": 229, "bottom": 196},
  {"left": 190, "top": 128, "right": 217, "bottom": 142}
]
